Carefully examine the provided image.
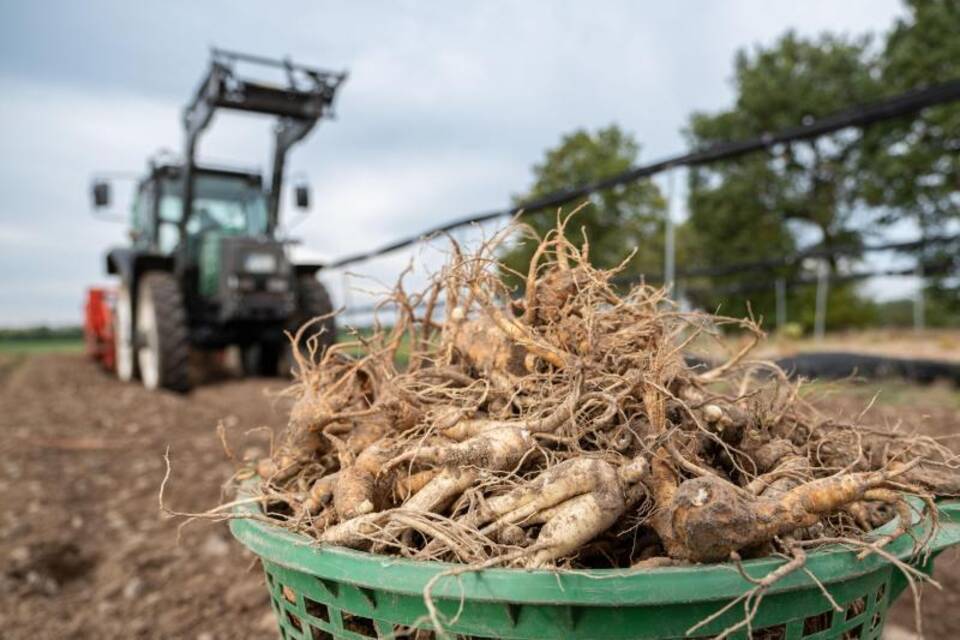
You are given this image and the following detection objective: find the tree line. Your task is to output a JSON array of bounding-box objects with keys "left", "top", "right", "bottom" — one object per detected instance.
[
  {"left": 0, "top": 326, "right": 84, "bottom": 341},
  {"left": 502, "top": 0, "right": 959, "bottom": 331}
]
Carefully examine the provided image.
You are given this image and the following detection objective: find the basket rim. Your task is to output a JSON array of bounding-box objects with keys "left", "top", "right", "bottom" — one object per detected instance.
[{"left": 229, "top": 486, "right": 959, "bottom": 606}]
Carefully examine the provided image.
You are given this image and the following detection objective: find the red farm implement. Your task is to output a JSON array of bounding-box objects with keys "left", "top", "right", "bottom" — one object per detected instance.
[{"left": 84, "top": 287, "right": 116, "bottom": 371}]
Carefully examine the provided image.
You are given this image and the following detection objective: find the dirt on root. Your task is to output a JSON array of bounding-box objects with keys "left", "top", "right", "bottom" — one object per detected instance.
[{"left": 0, "top": 354, "right": 957, "bottom": 639}]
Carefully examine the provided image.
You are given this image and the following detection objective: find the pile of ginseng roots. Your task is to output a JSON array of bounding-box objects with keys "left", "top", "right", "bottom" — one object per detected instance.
[{"left": 247, "top": 217, "right": 958, "bottom": 571}]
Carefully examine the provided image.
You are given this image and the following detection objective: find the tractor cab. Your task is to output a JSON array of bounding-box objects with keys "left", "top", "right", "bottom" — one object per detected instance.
[
  {"left": 130, "top": 163, "right": 270, "bottom": 253},
  {"left": 88, "top": 49, "right": 346, "bottom": 391},
  {"left": 129, "top": 162, "right": 296, "bottom": 328}
]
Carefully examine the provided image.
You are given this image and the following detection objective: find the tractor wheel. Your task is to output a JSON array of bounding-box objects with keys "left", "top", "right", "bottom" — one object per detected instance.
[
  {"left": 114, "top": 282, "right": 137, "bottom": 382},
  {"left": 242, "top": 342, "right": 282, "bottom": 377},
  {"left": 135, "top": 272, "right": 191, "bottom": 392},
  {"left": 284, "top": 275, "right": 336, "bottom": 374}
]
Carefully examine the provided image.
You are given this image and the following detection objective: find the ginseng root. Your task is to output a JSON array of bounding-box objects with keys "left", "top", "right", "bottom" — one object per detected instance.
[
  {"left": 386, "top": 426, "right": 536, "bottom": 472},
  {"left": 231, "top": 212, "right": 953, "bottom": 579},
  {"left": 663, "top": 463, "right": 919, "bottom": 562}
]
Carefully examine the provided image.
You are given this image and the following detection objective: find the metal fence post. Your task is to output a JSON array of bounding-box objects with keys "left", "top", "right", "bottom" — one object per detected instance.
[
  {"left": 664, "top": 167, "right": 676, "bottom": 298},
  {"left": 914, "top": 259, "right": 925, "bottom": 332},
  {"left": 341, "top": 271, "right": 352, "bottom": 325},
  {"left": 775, "top": 277, "right": 787, "bottom": 330},
  {"left": 814, "top": 260, "right": 829, "bottom": 341}
]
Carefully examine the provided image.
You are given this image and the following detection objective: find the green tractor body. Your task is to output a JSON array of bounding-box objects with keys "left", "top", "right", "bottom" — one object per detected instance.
[{"left": 92, "top": 49, "right": 346, "bottom": 391}]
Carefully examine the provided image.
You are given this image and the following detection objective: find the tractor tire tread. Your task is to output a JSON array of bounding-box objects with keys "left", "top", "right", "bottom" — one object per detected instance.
[
  {"left": 142, "top": 272, "right": 192, "bottom": 393},
  {"left": 295, "top": 275, "right": 337, "bottom": 352}
]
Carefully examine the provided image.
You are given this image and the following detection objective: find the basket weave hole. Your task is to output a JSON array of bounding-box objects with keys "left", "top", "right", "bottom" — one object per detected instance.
[
  {"left": 304, "top": 596, "right": 330, "bottom": 622},
  {"left": 802, "top": 610, "right": 833, "bottom": 636},
  {"left": 844, "top": 622, "right": 864, "bottom": 638},
  {"left": 750, "top": 622, "right": 785, "bottom": 639},
  {"left": 845, "top": 595, "right": 867, "bottom": 621},
  {"left": 287, "top": 610, "right": 303, "bottom": 631},
  {"left": 390, "top": 628, "right": 434, "bottom": 639},
  {"left": 389, "top": 629, "right": 482, "bottom": 640},
  {"left": 310, "top": 626, "right": 333, "bottom": 640},
  {"left": 342, "top": 612, "right": 378, "bottom": 638}
]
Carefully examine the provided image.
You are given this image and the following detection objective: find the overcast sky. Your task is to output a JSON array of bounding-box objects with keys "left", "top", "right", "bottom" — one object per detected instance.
[{"left": 0, "top": 0, "right": 908, "bottom": 326}]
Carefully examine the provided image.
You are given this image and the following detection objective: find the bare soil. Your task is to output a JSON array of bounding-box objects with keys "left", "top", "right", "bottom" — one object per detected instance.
[
  {"left": 0, "top": 354, "right": 957, "bottom": 639},
  {"left": 798, "top": 379, "right": 960, "bottom": 639},
  {"left": 707, "top": 328, "right": 960, "bottom": 364},
  {"left": 0, "top": 354, "right": 288, "bottom": 639}
]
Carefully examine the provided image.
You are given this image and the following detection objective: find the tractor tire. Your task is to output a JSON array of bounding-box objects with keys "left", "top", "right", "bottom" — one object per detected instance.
[
  {"left": 135, "top": 272, "right": 191, "bottom": 392},
  {"left": 114, "top": 282, "right": 137, "bottom": 382},
  {"left": 283, "top": 275, "right": 336, "bottom": 374},
  {"left": 242, "top": 342, "right": 282, "bottom": 377}
]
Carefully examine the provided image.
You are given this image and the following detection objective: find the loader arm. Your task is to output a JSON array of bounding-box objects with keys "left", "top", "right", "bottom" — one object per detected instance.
[{"left": 180, "top": 48, "right": 347, "bottom": 236}]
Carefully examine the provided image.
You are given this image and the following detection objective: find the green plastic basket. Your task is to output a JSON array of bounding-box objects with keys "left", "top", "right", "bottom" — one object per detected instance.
[{"left": 229, "top": 497, "right": 960, "bottom": 640}]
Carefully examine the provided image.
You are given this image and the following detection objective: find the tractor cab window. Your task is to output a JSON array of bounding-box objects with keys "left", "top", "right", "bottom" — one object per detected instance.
[
  {"left": 130, "top": 183, "right": 156, "bottom": 247},
  {"left": 158, "top": 173, "right": 269, "bottom": 246}
]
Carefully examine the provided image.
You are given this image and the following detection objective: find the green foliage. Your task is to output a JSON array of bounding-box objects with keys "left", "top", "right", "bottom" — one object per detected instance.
[
  {"left": 0, "top": 326, "right": 85, "bottom": 354},
  {"left": 860, "top": 0, "right": 960, "bottom": 313},
  {"left": 874, "top": 298, "right": 919, "bottom": 327},
  {"left": 500, "top": 125, "right": 667, "bottom": 285},
  {"left": 687, "top": 31, "right": 882, "bottom": 246},
  {"left": 923, "top": 276, "right": 960, "bottom": 319},
  {"left": 0, "top": 339, "right": 85, "bottom": 354},
  {"left": 0, "top": 325, "right": 84, "bottom": 341},
  {"left": 861, "top": 0, "right": 960, "bottom": 231},
  {"left": 681, "top": 279, "right": 879, "bottom": 335},
  {"left": 680, "top": 9, "right": 960, "bottom": 328},
  {"left": 874, "top": 295, "right": 960, "bottom": 328},
  {"left": 682, "top": 31, "right": 887, "bottom": 325},
  {"left": 792, "top": 284, "right": 879, "bottom": 332},
  {"left": 507, "top": 3, "right": 958, "bottom": 331}
]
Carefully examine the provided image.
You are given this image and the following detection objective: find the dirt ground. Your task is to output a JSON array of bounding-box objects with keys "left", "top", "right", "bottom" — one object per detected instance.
[
  {"left": 718, "top": 328, "right": 960, "bottom": 364},
  {"left": 1, "top": 354, "right": 957, "bottom": 639},
  {"left": 0, "top": 354, "right": 289, "bottom": 639}
]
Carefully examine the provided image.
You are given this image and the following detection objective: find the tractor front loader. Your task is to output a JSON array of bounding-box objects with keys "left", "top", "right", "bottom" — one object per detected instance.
[{"left": 86, "top": 49, "right": 347, "bottom": 391}]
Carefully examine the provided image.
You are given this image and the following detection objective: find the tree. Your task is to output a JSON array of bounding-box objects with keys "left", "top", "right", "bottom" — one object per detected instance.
[
  {"left": 863, "top": 0, "right": 960, "bottom": 231},
  {"left": 683, "top": 31, "right": 884, "bottom": 327},
  {"left": 681, "top": 155, "right": 799, "bottom": 321},
  {"left": 687, "top": 31, "right": 884, "bottom": 256},
  {"left": 500, "top": 125, "right": 667, "bottom": 286},
  {"left": 861, "top": 0, "right": 960, "bottom": 313}
]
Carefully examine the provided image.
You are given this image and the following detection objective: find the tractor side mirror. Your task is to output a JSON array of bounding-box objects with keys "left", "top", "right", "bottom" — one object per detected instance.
[
  {"left": 92, "top": 180, "right": 111, "bottom": 208},
  {"left": 294, "top": 183, "right": 310, "bottom": 209}
]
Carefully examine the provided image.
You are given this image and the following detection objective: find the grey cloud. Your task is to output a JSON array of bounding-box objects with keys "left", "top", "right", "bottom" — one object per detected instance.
[{"left": 0, "top": 0, "right": 904, "bottom": 324}]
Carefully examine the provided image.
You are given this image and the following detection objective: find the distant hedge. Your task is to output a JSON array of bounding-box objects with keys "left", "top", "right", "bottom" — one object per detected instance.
[{"left": 0, "top": 326, "right": 84, "bottom": 341}]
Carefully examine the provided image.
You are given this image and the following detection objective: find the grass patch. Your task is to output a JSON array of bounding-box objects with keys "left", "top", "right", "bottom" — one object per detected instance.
[
  {"left": 802, "top": 378, "right": 960, "bottom": 411},
  {"left": 336, "top": 328, "right": 412, "bottom": 368},
  {"left": 0, "top": 339, "right": 85, "bottom": 354}
]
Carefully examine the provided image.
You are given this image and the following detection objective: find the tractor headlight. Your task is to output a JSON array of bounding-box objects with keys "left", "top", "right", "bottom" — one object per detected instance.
[
  {"left": 266, "top": 277, "right": 289, "bottom": 293},
  {"left": 244, "top": 253, "right": 278, "bottom": 274},
  {"left": 228, "top": 275, "right": 256, "bottom": 291}
]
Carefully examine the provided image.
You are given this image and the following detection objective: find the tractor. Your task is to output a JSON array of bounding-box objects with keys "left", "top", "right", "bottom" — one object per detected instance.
[{"left": 86, "top": 49, "right": 346, "bottom": 392}]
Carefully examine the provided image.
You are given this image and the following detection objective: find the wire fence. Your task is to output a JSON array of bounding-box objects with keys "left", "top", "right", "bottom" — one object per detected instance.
[{"left": 320, "top": 78, "right": 960, "bottom": 332}]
